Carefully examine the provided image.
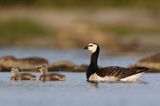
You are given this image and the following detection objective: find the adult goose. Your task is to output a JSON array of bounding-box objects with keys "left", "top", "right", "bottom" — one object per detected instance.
[
  {"left": 84, "top": 43, "right": 149, "bottom": 82},
  {"left": 36, "top": 65, "right": 65, "bottom": 81},
  {"left": 11, "top": 67, "right": 36, "bottom": 80}
]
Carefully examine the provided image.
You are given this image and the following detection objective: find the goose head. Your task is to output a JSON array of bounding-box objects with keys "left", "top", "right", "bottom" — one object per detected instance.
[
  {"left": 84, "top": 43, "right": 99, "bottom": 53},
  {"left": 36, "top": 64, "right": 48, "bottom": 75},
  {"left": 11, "top": 67, "right": 20, "bottom": 76}
]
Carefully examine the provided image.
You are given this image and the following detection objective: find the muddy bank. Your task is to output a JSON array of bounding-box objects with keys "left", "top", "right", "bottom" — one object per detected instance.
[
  {"left": 0, "top": 55, "right": 49, "bottom": 71},
  {"left": 48, "top": 61, "right": 87, "bottom": 72},
  {"left": 131, "top": 53, "right": 160, "bottom": 72},
  {"left": 1, "top": 54, "right": 160, "bottom": 73},
  {"left": 0, "top": 55, "right": 87, "bottom": 72}
]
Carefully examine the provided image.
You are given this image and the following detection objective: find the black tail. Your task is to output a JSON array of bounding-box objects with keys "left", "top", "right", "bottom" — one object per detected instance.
[{"left": 133, "top": 67, "right": 150, "bottom": 73}]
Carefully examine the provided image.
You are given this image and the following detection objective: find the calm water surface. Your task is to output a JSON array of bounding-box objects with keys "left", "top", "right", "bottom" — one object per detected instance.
[{"left": 0, "top": 49, "right": 159, "bottom": 106}]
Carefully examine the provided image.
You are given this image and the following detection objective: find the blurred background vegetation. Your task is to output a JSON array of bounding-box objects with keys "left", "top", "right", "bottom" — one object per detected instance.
[
  {"left": 0, "top": 0, "right": 159, "bottom": 54},
  {"left": 0, "top": 0, "right": 160, "bottom": 10}
]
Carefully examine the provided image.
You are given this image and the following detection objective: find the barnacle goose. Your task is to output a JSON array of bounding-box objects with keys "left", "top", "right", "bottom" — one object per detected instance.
[
  {"left": 36, "top": 65, "right": 65, "bottom": 81},
  {"left": 84, "top": 43, "right": 149, "bottom": 82},
  {"left": 11, "top": 67, "right": 36, "bottom": 80}
]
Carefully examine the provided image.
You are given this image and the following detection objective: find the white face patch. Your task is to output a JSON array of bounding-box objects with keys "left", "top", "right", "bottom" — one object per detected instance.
[
  {"left": 120, "top": 73, "right": 144, "bottom": 82},
  {"left": 89, "top": 73, "right": 119, "bottom": 81},
  {"left": 87, "top": 43, "right": 97, "bottom": 53}
]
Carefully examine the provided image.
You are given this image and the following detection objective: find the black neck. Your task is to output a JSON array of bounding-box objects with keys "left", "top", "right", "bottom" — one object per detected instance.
[{"left": 86, "top": 46, "right": 99, "bottom": 80}]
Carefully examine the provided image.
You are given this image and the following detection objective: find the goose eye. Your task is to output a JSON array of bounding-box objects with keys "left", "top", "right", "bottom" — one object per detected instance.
[{"left": 89, "top": 45, "right": 93, "bottom": 47}]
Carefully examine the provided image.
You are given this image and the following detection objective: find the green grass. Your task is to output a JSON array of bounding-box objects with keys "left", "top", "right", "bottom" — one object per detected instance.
[
  {"left": 0, "top": 0, "right": 160, "bottom": 10},
  {"left": 96, "top": 24, "right": 160, "bottom": 37},
  {"left": 0, "top": 19, "right": 51, "bottom": 41}
]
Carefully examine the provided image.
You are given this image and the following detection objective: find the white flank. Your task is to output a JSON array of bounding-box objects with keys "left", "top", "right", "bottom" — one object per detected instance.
[
  {"left": 89, "top": 73, "right": 119, "bottom": 81},
  {"left": 89, "top": 72, "right": 144, "bottom": 82},
  {"left": 120, "top": 72, "right": 144, "bottom": 82},
  {"left": 88, "top": 43, "right": 97, "bottom": 53}
]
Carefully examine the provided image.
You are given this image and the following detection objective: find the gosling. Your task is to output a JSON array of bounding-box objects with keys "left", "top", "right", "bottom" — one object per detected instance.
[
  {"left": 37, "top": 65, "right": 65, "bottom": 81},
  {"left": 11, "top": 67, "right": 36, "bottom": 80}
]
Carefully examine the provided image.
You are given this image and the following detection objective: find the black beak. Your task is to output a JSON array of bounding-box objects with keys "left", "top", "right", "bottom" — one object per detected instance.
[{"left": 84, "top": 46, "right": 88, "bottom": 50}]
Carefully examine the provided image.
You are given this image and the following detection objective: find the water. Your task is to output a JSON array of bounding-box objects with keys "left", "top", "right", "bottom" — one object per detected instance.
[{"left": 0, "top": 49, "right": 159, "bottom": 106}]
